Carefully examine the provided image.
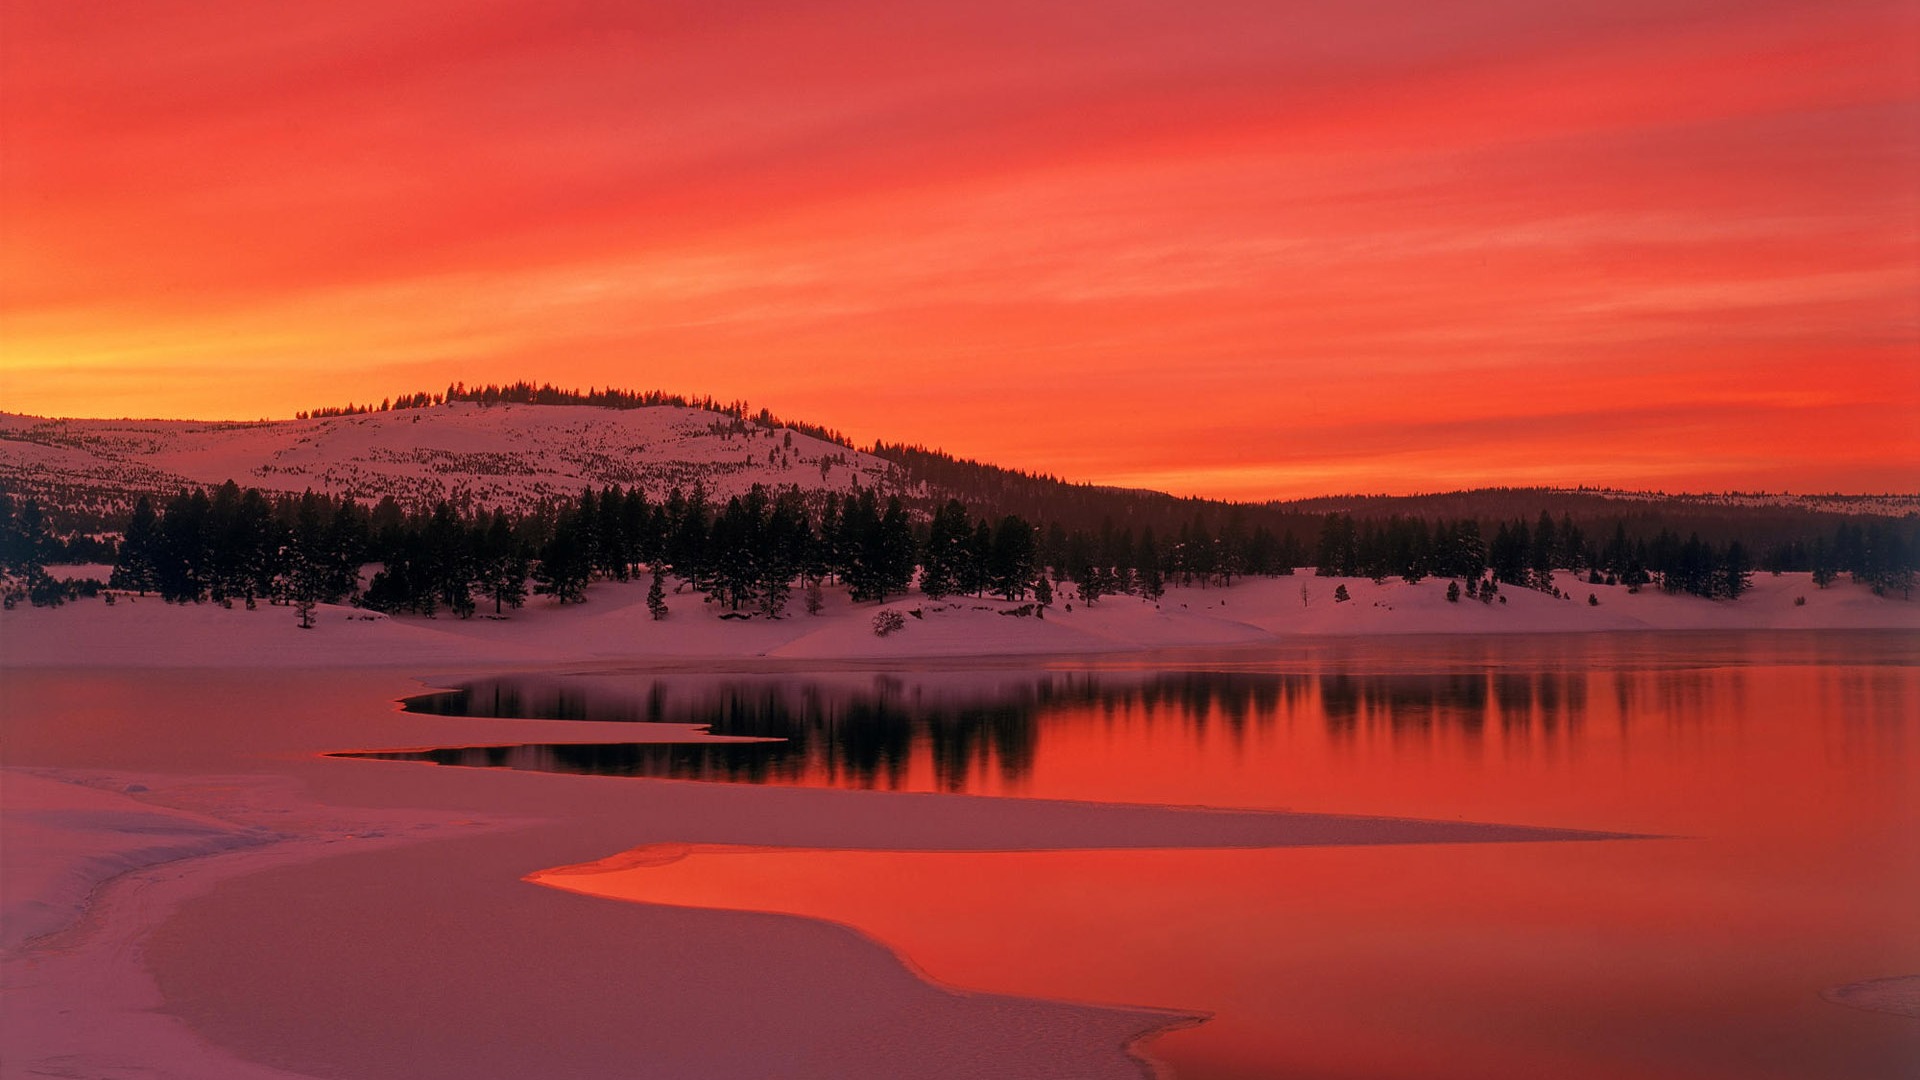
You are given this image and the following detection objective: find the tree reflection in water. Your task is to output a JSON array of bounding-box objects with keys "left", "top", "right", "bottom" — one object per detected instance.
[{"left": 343, "top": 665, "right": 1605, "bottom": 793}]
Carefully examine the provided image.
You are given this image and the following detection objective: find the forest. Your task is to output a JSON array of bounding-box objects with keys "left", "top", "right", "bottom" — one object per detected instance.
[{"left": 1, "top": 481, "right": 1913, "bottom": 614}]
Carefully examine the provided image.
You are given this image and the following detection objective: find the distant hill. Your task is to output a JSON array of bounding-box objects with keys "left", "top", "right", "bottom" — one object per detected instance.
[
  {"left": 0, "top": 403, "right": 899, "bottom": 526},
  {"left": 1, "top": 396, "right": 1913, "bottom": 560}
]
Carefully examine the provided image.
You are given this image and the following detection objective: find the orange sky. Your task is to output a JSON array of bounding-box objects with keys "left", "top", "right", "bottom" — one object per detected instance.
[{"left": 3, "top": 0, "right": 1916, "bottom": 499}]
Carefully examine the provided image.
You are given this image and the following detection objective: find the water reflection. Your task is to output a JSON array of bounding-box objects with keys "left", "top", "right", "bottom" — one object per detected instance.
[
  {"left": 354, "top": 643, "right": 1832, "bottom": 795},
  {"left": 343, "top": 635, "right": 1920, "bottom": 1080},
  {"left": 349, "top": 634, "right": 1920, "bottom": 803}
]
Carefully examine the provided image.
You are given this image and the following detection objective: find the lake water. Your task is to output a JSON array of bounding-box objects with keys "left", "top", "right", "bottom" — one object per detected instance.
[{"left": 362, "top": 632, "right": 1920, "bottom": 1079}]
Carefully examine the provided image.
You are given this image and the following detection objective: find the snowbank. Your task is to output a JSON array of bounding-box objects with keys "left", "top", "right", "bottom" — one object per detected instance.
[
  {"left": 3, "top": 571, "right": 1911, "bottom": 669},
  {"left": 0, "top": 772, "right": 273, "bottom": 953}
]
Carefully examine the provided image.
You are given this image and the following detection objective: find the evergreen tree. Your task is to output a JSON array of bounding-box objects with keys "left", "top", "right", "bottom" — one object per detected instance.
[
  {"left": 759, "top": 487, "right": 808, "bottom": 616},
  {"left": 962, "top": 520, "right": 994, "bottom": 597},
  {"left": 1528, "top": 511, "right": 1557, "bottom": 591},
  {"left": 709, "top": 494, "right": 760, "bottom": 612},
  {"left": 477, "top": 511, "right": 529, "bottom": 614},
  {"left": 647, "top": 566, "right": 669, "bottom": 620},
  {"left": 532, "top": 514, "right": 591, "bottom": 604},
  {"left": 595, "top": 485, "right": 629, "bottom": 580},
  {"left": 1489, "top": 520, "right": 1529, "bottom": 588},
  {"left": 284, "top": 495, "right": 335, "bottom": 614},
  {"left": 619, "top": 488, "right": 650, "bottom": 578},
  {"left": 156, "top": 489, "right": 213, "bottom": 602},
  {"left": 110, "top": 496, "right": 161, "bottom": 595},
  {"left": 425, "top": 501, "right": 477, "bottom": 618},
  {"left": 1720, "top": 541, "right": 1753, "bottom": 600},
  {"left": 875, "top": 497, "right": 916, "bottom": 601},
  {"left": 1136, "top": 528, "right": 1165, "bottom": 600},
  {"left": 1315, "top": 515, "right": 1357, "bottom": 577},
  {"left": 988, "top": 515, "right": 1037, "bottom": 601},
  {"left": 919, "top": 499, "right": 972, "bottom": 599},
  {"left": 665, "top": 483, "right": 710, "bottom": 586}
]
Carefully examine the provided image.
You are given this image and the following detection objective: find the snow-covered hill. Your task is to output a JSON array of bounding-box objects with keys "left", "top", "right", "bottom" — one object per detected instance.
[{"left": 0, "top": 403, "right": 905, "bottom": 516}]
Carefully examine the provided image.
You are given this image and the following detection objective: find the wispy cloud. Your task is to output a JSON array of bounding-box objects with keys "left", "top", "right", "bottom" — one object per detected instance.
[{"left": 4, "top": 0, "right": 1914, "bottom": 495}]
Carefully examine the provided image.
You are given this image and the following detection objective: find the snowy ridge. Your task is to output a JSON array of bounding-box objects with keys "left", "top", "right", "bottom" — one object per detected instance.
[
  {"left": 1568, "top": 489, "right": 1920, "bottom": 517},
  {"left": 0, "top": 403, "right": 905, "bottom": 515}
]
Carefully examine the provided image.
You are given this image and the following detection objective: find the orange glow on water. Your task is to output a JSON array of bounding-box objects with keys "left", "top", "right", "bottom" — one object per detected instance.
[
  {"left": 4, "top": 2, "right": 1917, "bottom": 497},
  {"left": 530, "top": 642, "right": 1920, "bottom": 1079}
]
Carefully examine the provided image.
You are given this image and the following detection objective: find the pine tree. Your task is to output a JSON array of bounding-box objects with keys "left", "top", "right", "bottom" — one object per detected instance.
[
  {"left": 647, "top": 567, "right": 669, "bottom": 620},
  {"left": 1529, "top": 511, "right": 1557, "bottom": 591},
  {"left": 1315, "top": 514, "right": 1357, "bottom": 578},
  {"left": 963, "top": 520, "right": 994, "bottom": 597},
  {"left": 111, "top": 496, "right": 161, "bottom": 595},
  {"left": 425, "top": 502, "right": 477, "bottom": 618},
  {"left": 156, "top": 489, "right": 213, "bottom": 602},
  {"left": 919, "top": 499, "right": 971, "bottom": 599},
  {"left": 478, "top": 512, "right": 528, "bottom": 614},
  {"left": 532, "top": 515, "right": 591, "bottom": 604},
  {"left": 875, "top": 497, "right": 916, "bottom": 601},
  {"left": 1134, "top": 528, "right": 1163, "bottom": 599},
  {"left": 988, "top": 515, "right": 1037, "bottom": 601},
  {"left": 1721, "top": 541, "right": 1753, "bottom": 600}
]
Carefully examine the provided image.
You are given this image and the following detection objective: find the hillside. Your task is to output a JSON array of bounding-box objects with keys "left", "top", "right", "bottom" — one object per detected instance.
[
  {"left": 0, "top": 403, "right": 901, "bottom": 523},
  {"left": 1, "top": 399, "right": 1913, "bottom": 557}
]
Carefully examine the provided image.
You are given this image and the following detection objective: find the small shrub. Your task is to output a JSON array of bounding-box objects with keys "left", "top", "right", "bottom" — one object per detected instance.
[
  {"left": 872, "top": 609, "right": 907, "bottom": 637},
  {"left": 1333, "top": 584, "right": 1351, "bottom": 603},
  {"left": 1794, "top": 595, "right": 1807, "bottom": 607},
  {"left": 1588, "top": 593, "right": 1599, "bottom": 607},
  {"left": 1446, "top": 581, "right": 1460, "bottom": 603}
]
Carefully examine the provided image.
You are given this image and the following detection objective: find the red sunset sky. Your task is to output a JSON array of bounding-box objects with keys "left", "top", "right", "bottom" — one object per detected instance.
[{"left": 3, "top": 0, "right": 1915, "bottom": 499}]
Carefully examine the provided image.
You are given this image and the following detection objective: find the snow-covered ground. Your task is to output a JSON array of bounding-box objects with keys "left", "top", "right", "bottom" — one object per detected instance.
[
  {"left": 4, "top": 569, "right": 1911, "bottom": 669},
  {"left": 0, "top": 402, "right": 901, "bottom": 514}
]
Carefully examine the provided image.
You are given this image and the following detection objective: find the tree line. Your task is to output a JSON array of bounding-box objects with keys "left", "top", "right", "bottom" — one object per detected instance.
[
  {"left": 294, "top": 380, "right": 856, "bottom": 449},
  {"left": 2, "top": 481, "right": 1914, "bottom": 613},
  {"left": 1309, "top": 510, "right": 1914, "bottom": 600},
  {"left": 268, "top": 378, "right": 1904, "bottom": 560}
]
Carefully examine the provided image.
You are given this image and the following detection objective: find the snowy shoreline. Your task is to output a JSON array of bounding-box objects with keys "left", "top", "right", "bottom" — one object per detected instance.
[
  {"left": 3, "top": 570, "right": 1912, "bottom": 670},
  {"left": 1, "top": 574, "right": 1911, "bottom": 1079}
]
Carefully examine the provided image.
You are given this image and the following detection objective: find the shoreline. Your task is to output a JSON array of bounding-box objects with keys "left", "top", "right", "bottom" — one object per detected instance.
[
  {"left": 1, "top": 571, "right": 1913, "bottom": 671},
  {"left": 2, "top": 612, "right": 1912, "bottom": 1079},
  {"left": 8, "top": 764, "right": 1621, "bottom": 1080}
]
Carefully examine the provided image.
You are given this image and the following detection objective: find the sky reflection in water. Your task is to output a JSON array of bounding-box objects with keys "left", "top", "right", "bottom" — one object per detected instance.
[{"left": 351, "top": 633, "right": 1920, "bottom": 1079}]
